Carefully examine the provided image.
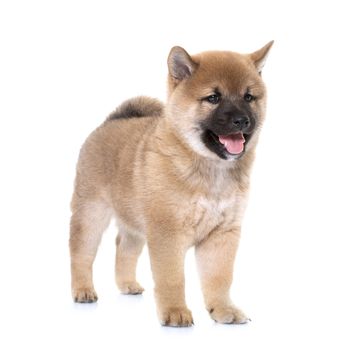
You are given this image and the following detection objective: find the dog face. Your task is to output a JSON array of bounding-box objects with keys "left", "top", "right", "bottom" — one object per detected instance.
[{"left": 166, "top": 42, "right": 273, "bottom": 161}]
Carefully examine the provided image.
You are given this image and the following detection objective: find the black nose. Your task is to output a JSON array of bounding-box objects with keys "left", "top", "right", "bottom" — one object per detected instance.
[{"left": 233, "top": 115, "right": 250, "bottom": 130}]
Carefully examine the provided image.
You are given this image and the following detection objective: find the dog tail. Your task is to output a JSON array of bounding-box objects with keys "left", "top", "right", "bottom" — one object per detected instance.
[{"left": 106, "top": 96, "right": 164, "bottom": 121}]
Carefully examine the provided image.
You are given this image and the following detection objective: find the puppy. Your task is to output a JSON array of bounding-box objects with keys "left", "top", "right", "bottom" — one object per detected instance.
[{"left": 69, "top": 42, "right": 273, "bottom": 327}]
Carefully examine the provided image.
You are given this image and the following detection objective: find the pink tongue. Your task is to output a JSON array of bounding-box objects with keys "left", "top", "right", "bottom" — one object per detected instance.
[{"left": 218, "top": 133, "right": 245, "bottom": 154}]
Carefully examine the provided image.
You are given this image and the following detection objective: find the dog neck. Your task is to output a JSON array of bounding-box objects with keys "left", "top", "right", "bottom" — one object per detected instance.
[{"left": 151, "top": 117, "right": 255, "bottom": 195}]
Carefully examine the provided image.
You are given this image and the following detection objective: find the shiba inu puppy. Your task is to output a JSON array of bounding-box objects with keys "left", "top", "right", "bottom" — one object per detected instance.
[{"left": 70, "top": 42, "right": 273, "bottom": 326}]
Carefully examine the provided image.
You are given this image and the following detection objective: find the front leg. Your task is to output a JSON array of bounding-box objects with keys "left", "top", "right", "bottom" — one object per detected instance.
[
  {"left": 195, "top": 227, "right": 249, "bottom": 324},
  {"left": 147, "top": 231, "right": 193, "bottom": 327}
]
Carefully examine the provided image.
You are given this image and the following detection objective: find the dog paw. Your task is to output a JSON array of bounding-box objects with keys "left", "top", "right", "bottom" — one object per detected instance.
[
  {"left": 118, "top": 281, "right": 144, "bottom": 295},
  {"left": 209, "top": 305, "right": 250, "bottom": 324},
  {"left": 72, "top": 287, "right": 98, "bottom": 303},
  {"left": 160, "top": 307, "right": 194, "bottom": 327}
]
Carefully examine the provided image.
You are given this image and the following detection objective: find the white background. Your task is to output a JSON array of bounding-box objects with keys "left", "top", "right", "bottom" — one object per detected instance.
[{"left": 1, "top": 0, "right": 353, "bottom": 349}]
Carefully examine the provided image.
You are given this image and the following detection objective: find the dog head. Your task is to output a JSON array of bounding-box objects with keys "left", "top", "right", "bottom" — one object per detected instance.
[{"left": 166, "top": 42, "right": 273, "bottom": 161}]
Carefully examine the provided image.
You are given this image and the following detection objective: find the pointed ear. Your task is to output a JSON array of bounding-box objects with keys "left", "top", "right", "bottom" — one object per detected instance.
[
  {"left": 168, "top": 46, "right": 197, "bottom": 81},
  {"left": 249, "top": 40, "right": 274, "bottom": 74}
]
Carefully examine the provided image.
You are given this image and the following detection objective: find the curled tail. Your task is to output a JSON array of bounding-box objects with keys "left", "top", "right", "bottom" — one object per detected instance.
[{"left": 107, "top": 96, "right": 164, "bottom": 121}]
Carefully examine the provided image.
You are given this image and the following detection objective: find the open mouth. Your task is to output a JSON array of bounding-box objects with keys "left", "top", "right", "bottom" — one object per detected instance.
[{"left": 207, "top": 130, "right": 251, "bottom": 156}]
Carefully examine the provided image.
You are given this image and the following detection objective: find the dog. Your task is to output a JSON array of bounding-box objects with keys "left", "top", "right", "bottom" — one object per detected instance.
[{"left": 69, "top": 42, "right": 273, "bottom": 327}]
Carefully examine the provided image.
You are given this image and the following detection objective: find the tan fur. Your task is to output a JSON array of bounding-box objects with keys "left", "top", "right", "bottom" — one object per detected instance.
[{"left": 69, "top": 42, "right": 273, "bottom": 326}]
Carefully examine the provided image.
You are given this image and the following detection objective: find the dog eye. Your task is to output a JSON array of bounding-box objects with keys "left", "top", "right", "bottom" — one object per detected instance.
[
  {"left": 244, "top": 93, "right": 255, "bottom": 102},
  {"left": 205, "top": 94, "right": 221, "bottom": 104}
]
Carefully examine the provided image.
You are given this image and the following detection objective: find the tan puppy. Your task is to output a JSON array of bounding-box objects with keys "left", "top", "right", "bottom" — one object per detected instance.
[{"left": 69, "top": 42, "right": 273, "bottom": 326}]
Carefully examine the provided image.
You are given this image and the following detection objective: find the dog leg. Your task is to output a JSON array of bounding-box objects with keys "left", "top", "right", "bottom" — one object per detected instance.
[
  {"left": 195, "top": 227, "right": 249, "bottom": 324},
  {"left": 69, "top": 200, "right": 112, "bottom": 303},
  {"left": 115, "top": 228, "right": 145, "bottom": 295},
  {"left": 148, "top": 233, "right": 193, "bottom": 327}
]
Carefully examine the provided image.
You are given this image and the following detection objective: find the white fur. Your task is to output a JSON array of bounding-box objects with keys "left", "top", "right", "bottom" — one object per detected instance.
[{"left": 183, "top": 127, "right": 221, "bottom": 161}]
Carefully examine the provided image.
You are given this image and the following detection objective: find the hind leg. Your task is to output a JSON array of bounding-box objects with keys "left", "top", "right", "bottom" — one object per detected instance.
[
  {"left": 70, "top": 200, "right": 112, "bottom": 303},
  {"left": 115, "top": 226, "right": 145, "bottom": 295}
]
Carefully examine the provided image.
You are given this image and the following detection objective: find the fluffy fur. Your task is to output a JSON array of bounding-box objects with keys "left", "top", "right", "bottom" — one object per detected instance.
[{"left": 69, "top": 42, "right": 273, "bottom": 326}]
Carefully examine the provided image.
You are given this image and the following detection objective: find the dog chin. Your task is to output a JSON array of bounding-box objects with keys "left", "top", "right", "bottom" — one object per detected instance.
[{"left": 224, "top": 152, "right": 244, "bottom": 161}]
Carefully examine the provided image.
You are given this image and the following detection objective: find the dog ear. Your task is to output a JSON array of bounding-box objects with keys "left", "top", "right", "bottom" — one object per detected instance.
[
  {"left": 249, "top": 41, "right": 274, "bottom": 74},
  {"left": 168, "top": 46, "right": 197, "bottom": 81}
]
